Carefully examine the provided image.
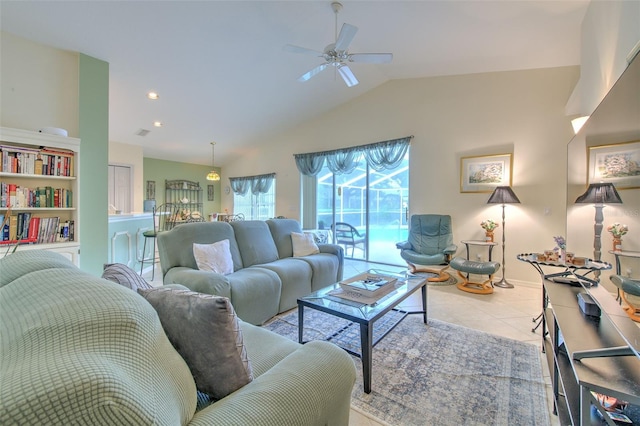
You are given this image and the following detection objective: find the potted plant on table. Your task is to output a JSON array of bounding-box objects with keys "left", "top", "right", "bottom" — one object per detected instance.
[
  {"left": 607, "top": 223, "right": 628, "bottom": 251},
  {"left": 480, "top": 219, "right": 499, "bottom": 242}
]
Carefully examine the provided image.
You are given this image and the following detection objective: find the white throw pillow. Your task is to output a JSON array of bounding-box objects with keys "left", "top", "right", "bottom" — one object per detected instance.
[
  {"left": 193, "top": 240, "right": 234, "bottom": 275},
  {"left": 291, "top": 232, "right": 320, "bottom": 257}
]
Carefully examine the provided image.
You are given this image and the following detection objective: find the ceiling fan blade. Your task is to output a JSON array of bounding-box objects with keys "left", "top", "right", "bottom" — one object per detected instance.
[
  {"left": 283, "top": 44, "right": 323, "bottom": 56},
  {"left": 298, "top": 63, "right": 329, "bottom": 82},
  {"left": 334, "top": 23, "right": 358, "bottom": 51},
  {"left": 337, "top": 64, "right": 358, "bottom": 87},
  {"left": 348, "top": 53, "right": 393, "bottom": 64}
]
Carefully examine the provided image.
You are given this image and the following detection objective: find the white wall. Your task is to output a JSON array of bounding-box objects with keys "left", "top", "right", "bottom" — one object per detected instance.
[
  {"left": 565, "top": 0, "right": 640, "bottom": 116},
  {"left": 108, "top": 141, "right": 144, "bottom": 213},
  {"left": 0, "top": 31, "right": 79, "bottom": 135},
  {"left": 225, "top": 66, "right": 580, "bottom": 284}
]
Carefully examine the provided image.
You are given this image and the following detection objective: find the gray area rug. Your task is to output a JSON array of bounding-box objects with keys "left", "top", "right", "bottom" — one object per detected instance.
[{"left": 264, "top": 309, "right": 549, "bottom": 426}]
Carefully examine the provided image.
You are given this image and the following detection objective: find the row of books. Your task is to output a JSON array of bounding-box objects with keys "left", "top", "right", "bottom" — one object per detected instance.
[
  {"left": 0, "top": 183, "right": 72, "bottom": 208},
  {"left": 0, "top": 144, "right": 75, "bottom": 177},
  {"left": 0, "top": 213, "right": 74, "bottom": 244}
]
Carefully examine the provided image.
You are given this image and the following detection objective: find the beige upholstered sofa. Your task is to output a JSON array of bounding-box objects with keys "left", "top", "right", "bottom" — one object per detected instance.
[
  {"left": 158, "top": 218, "right": 344, "bottom": 324},
  {"left": 0, "top": 250, "right": 356, "bottom": 425}
]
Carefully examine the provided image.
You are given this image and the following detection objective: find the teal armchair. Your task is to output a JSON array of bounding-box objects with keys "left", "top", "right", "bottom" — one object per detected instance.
[{"left": 396, "top": 214, "right": 457, "bottom": 281}]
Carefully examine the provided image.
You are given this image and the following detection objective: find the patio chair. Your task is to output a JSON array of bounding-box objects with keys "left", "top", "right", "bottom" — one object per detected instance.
[
  {"left": 333, "top": 222, "right": 366, "bottom": 258},
  {"left": 396, "top": 214, "right": 457, "bottom": 282}
]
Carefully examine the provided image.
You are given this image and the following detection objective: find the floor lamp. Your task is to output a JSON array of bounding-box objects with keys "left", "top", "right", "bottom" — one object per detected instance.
[
  {"left": 487, "top": 186, "right": 521, "bottom": 288},
  {"left": 575, "top": 183, "right": 622, "bottom": 278}
]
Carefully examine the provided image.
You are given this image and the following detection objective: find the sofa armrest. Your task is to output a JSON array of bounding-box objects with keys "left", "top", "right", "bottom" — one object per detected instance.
[
  {"left": 317, "top": 243, "right": 343, "bottom": 257},
  {"left": 188, "top": 341, "right": 356, "bottom": 426},
  {"left": 164, "top": 267, "right": 232, "bottom": 299},
  {"left": 318, "top": 243, "right": 344, "bottom": 280}
]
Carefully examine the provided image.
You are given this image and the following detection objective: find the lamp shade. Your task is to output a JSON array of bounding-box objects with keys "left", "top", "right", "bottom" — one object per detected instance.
[
  {"left": 575, "top": 183, "right": 622, "bottom": 204},
  {"left": 487, "top": 186, "right": 520, "bottom": 204}
]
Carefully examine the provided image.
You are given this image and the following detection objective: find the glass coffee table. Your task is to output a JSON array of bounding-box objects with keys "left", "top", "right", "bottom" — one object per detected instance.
[{"left": 297, "top": 270, "right": 428, "bottom": 394}]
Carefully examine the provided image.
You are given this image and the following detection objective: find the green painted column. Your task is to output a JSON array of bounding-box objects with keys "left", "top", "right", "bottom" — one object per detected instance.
[{"left": 78, "top": 54, "right": 109, "bottom": 275}]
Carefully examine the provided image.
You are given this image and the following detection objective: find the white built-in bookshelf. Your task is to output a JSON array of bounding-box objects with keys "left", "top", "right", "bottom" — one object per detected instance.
[{"left": 0, "top": 127, "right": 80, "bottom": 265}]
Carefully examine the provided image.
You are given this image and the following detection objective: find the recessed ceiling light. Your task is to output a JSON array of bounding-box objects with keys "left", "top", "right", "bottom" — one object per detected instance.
[
  {"left": 147, "top": 92, "right": 159, "bottom": 100},
  {"left": 153, "top": 121, "right": 163, "bottom": 127}
]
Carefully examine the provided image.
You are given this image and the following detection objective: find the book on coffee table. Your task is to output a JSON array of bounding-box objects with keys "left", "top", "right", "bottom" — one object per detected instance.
[{"left": 339, "top": 273, "right": 398, "bottom": 298}]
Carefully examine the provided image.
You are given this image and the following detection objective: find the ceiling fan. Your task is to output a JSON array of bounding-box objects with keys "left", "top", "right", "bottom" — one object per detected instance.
[{"left": 284, "top": 1, "right": 393, "bottom": 87}]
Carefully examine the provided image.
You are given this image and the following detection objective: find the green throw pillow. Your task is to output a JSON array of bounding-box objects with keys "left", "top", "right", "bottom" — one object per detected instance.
[{"left": 137, "top": 287, "right": 253, "bottom": 400}]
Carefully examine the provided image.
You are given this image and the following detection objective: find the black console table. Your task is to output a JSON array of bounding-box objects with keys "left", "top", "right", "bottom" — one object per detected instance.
[
  {"left": 518, "top": 254, "right": 640, "bottom": 425},
  {"left": 517, "top": 253, "right": 612, "bottom": 287}
]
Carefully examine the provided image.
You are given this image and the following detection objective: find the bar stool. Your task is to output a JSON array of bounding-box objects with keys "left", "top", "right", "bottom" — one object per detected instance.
[{"left": 140, "top": 203, "right": 176, "bottom": 280}]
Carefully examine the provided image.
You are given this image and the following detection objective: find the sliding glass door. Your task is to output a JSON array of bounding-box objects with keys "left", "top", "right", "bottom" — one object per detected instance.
[{"left": 316, "top": 152, "right": 409, "bottom": 265}]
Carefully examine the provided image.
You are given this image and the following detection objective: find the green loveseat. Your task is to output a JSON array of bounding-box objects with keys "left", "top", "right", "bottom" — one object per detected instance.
[
  {"left": 0, "top": 250, "right": 356, "bottom": 425},
  {"left": 158, "top": 219, "right": 344, "bottom": 325}
]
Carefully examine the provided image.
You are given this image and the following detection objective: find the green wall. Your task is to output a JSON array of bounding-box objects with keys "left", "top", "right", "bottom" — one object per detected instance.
[
  {"left": 143, "top": 158, "right": 221, "bottom": 218},
  {"left": 79, "top": 54, "right": 109, "bottom": 275}
]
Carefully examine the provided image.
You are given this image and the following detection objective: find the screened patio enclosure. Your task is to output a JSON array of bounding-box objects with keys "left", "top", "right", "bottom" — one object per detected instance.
[{"left": 315, "top": 155, "right": 409, "bottom": 265}]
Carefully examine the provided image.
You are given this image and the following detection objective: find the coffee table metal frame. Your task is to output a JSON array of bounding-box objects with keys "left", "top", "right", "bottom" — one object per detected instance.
[{"left": 297, "top": 270, "right": 428, "bottom": 394}]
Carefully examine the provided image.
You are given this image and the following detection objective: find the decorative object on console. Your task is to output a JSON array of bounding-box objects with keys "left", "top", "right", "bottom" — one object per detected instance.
[
  {"left": 607, "top": 223, "right": 628, "bottom": 251},
  {"left": 206, "top": 142, "right": 220, "bottom": 181},
  {"left": 554, "top": 235, "right": 567, "bottom": 263},
  {"left": 480, "top": 219, "right": 498, "bottom": 242},
  {"left": 487, "top": 186, "right": 520, "bottom": 288},
  {"left": 575, "top": 183, "right": 622, "bottom": 270}
]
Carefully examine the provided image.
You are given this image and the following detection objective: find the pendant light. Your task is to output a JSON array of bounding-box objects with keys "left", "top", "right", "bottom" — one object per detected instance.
[{"left": 206, "top": 142, "right": 220, "bottom": 181}]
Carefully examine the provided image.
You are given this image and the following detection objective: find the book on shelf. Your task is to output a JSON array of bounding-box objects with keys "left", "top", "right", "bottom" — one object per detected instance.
[
  {"left": 0, "top": 144, "right": 75, "bottom": 177},
  {"left": 339, "top": 273, "right": 398, "bottom": 297},
  {"left": 0, "top": 215, "right": 63, "bottom": 246},
  {"left": 0, "top": 184, "right": 72, "bottom": 208}
]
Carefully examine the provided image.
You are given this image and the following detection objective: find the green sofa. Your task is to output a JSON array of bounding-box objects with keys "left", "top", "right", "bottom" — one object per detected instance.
[
  {"left": 158, "top": 219, "right": 344, "bottom": 325},
  {"left": 0, "top": 250, "right": 356, "bottom": 425}
]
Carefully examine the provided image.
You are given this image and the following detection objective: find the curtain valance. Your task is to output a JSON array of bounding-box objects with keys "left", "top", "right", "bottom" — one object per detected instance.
[
  {"left": 293, "top": 136, "right": 412, "bottom": 176},
  {"left": 229, "top": 173, "right": 275, "bottom": 196}
]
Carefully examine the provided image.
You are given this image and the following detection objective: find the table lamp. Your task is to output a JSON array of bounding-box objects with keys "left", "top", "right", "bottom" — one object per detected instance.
[
  {"left": 487, "top": 186, "right": 521, "bottom": 288},
  {"left": 575, "top": 183, "right": 622, "bottom": 264}
]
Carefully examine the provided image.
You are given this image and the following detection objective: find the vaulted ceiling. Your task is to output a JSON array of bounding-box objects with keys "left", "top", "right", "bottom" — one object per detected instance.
[{"left": 1, "top": 1, "right": 589, "bottom": 166}]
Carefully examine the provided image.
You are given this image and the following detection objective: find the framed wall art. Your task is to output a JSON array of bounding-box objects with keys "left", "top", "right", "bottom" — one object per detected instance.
[
  {"left": 588, "top": 140, "right": 640, "bottom": 189},
  {"left": 146, "top": 180, "right": 156, "bottom": 200},
  {"left": 460, "top": 153, "right": 512, "bottom": 193},
  {"left": 207, "top": 184, "right": 215, "bottom": 201}
]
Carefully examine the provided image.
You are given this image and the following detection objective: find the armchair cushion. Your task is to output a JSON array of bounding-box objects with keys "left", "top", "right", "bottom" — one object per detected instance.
[
  {"left": 398, "top": 214, "right": 457, "bottom": 266},
  {"left": 137, "top": 287, "right": 253, "bottom": 401}
]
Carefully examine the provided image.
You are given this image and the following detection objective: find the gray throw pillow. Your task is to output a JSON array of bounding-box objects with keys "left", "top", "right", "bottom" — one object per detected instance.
[
  {"left": 102, "top": 263, "right": 153, "bottom": 292},
  {"left": 137, "top": 287, "right": 253, "bottom": 400}
]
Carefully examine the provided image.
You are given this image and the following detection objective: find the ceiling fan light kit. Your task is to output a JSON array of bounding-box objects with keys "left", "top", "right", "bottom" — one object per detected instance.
[{"left": 284, "top": 1, "right": 392, "bottom": 87}]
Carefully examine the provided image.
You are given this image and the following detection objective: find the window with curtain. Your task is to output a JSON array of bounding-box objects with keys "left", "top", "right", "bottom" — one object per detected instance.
[
  {"left": 293, "top": 136, "right": 411, "bottom": 177},
  {"left": 229, "top": 173, "right": 276, "bottom": 220}
]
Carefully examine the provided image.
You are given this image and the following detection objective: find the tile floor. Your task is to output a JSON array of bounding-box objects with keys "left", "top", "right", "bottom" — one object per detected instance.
[{"left": 146, "top": 260, "right": 558, "bottom": 426}]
